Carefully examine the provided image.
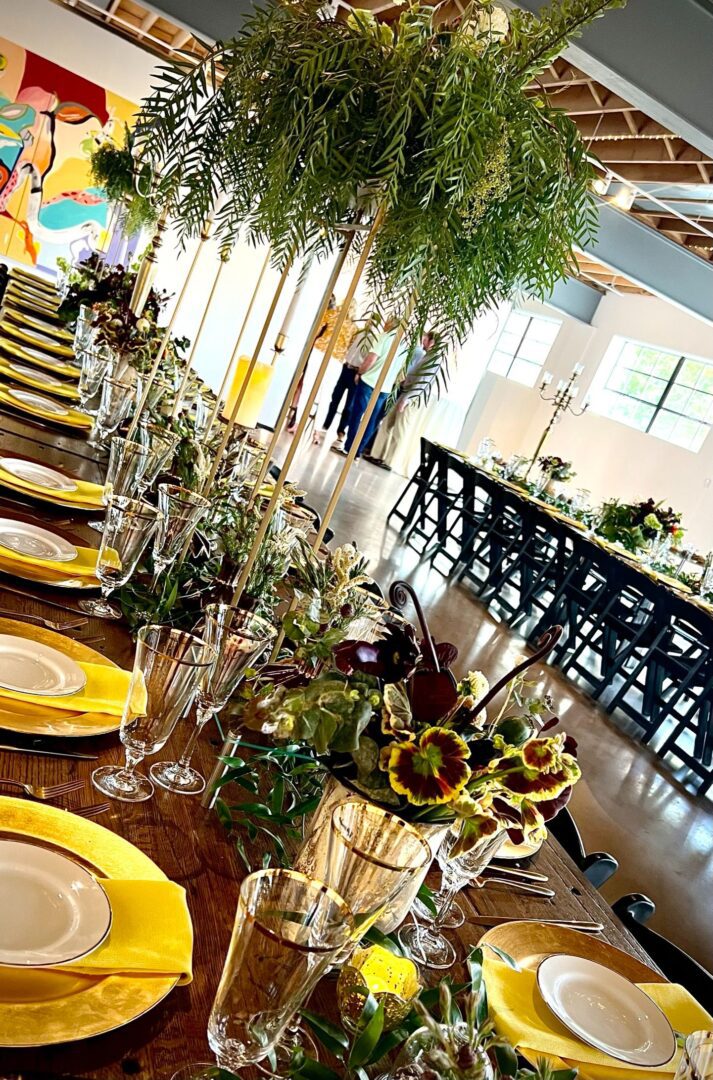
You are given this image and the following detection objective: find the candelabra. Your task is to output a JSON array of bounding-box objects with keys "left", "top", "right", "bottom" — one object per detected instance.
[{"left": 524, "top": 363, "right": 589, "bottom": 480}]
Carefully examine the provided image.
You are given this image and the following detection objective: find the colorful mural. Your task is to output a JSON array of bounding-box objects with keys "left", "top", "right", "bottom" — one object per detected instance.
[{"left": 0, "top": 37, "right": 136, "bottom": 273}]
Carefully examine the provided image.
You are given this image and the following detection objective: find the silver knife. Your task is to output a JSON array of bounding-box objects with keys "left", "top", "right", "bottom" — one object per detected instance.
[
  {"left": 0, "top": 744, "right": 97, "bottom": 761},
  {"left": 479, "top": 877, "right": 555, "bottom": 898},
  {"left": 483, "top": 865, "right": 549, "bottom": 884},
  {"left": 468, "top": 915, "right": 604, "bottom": 932}
]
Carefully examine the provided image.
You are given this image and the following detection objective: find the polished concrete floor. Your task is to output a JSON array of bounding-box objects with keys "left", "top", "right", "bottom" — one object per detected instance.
[{"left": 279, "top": 434, "right": 713, "bottom": 971}]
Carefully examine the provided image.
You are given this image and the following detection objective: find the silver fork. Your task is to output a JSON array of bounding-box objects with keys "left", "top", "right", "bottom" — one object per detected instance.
[
  {"left": 0, "top": 777, "right": 85, "bottom": 800},
  {"left": 0, "top": 607, "right": 88, "bottom": 632},
  {"left": 72, "top": 802, "right": 110, "bottom": 819}
]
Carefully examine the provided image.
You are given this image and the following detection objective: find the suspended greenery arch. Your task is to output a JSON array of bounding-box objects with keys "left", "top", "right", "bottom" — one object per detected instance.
[{"left": 136, "top": 0, "right": 625, "bottom": 393}]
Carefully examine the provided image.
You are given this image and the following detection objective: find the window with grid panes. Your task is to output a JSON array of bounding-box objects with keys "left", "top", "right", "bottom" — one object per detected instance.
[
  {"left": 488, "top": 309, "right": 562, "bottom": 387},
  {"left": 594, "top": 338, "right": 713, "bottom": 451}
]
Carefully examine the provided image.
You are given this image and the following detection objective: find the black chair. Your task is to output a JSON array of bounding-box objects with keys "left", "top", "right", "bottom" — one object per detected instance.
[
  {"left": 548, "top": 807, "right": 619, "bottom": 889},
  {"left": 613, "top": 893, "right": 713, "bottom": 1013}
]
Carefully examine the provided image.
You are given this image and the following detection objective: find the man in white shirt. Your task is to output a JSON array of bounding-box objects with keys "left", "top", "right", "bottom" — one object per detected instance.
[{"left": 336, "top": 320, "right": 410, "bottom": 459}]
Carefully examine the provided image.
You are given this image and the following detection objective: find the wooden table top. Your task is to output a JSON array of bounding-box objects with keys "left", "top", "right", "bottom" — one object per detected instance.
[{"left": 0, "top": 407, "right": 657, "bottom": 1079}]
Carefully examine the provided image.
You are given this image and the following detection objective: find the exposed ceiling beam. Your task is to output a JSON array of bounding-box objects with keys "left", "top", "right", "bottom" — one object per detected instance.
[
  {"left": 588, "top": 140, "right": 712, "bottom": 165},
  {"left": 602, "top": 163, "right": 707, "bottom": 184},
  {"left": 513, "top": 0, "right": 713, "bottom": 160}
]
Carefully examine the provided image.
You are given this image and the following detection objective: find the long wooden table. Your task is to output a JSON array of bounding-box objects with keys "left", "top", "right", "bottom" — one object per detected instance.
[{"left": 0, "top": 407, "right": 657, "bottom": 1078}]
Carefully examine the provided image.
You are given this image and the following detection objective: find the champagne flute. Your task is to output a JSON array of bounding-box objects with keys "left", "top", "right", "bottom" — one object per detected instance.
[
  {"left": 78, "top": 497, "right": 161, "bottom": 619},
  {"left": 399, "top": 826, "right": 505, "bottom": 969},
  {"left": 78, "top": 343, "right": 113, "bottom": 414},
  {"left": 151, "top": 605, "right": 276, "bottom": 795},
  {"left": 151, "top": 483, "right": 210, "bottom": 587},
  {"left": 91, "top": 625, "right": 216, "bottom": 802}
]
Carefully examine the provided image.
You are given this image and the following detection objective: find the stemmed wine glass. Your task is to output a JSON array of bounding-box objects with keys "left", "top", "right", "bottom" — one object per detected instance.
[
  {"left": 87, "top": 436, "right": 149, "bottom": 532},
  {"left": 91, "top": 625, "right": 216, "bottom": 802},
  {"left": 675, "top": 1032, "right": 713, "bottom": 1078},
  {"left": 78, "top": 344, "right": 113, "bottom": 415},
  {"left": 136, "top": 423, "right": 180, "bottom": 493},
  {"left": 399, "top": 826, "right": 505, "bottom": 969},
  {"left": 173, "top": 869, "right": 353, "bottom": 1078},
  {"left": 151, "top": 483, "right": 210, "bottom": 587},
  {"left": 88, "top": 370, "right": 141, "bottom": 449},
  {"left": 78, "top": 497, "right": 161, "bottom": 619},
  {"left": 151, "top": 605, "right": 276, "bottom": 795}
]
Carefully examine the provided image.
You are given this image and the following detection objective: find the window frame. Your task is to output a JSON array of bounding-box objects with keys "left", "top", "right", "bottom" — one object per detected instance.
[
  {"left": 595, "top": 336, "right": 713, "bottom": 451},
  {"left": 488, "top": 308, "right": 562, "bottom": 387}
]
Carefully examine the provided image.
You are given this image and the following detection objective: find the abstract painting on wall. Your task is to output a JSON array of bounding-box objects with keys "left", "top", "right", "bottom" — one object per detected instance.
[{"left": 0, "top": 36, "right": 136, "bottom": 274}]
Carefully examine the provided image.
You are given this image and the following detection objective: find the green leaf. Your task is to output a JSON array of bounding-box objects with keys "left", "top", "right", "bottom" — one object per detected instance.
[
  {"left": 483, "top": 942, "right": 520, "bottom": 970},
  {"left": 289, "top": 1055, "right": 342, "bottom": 1080},
  {"left": 300, "top": 1010, "right": 349, "bottom": 1058},
  {"left": 348, "top": 998, "right": 385, "bottom": 1068},
  {"left": 363, "top": 926, "right": 406, "bottom": 956},
  {"left": 416, "top": 882, "right": 437, "bottom": 918}
]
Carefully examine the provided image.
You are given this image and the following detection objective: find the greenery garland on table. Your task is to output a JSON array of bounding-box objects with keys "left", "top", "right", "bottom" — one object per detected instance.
[
  {"left": 135, "top": 0, "right": 626, "bottom": 395},
  {"left": 597, "top": 497, "right": 685, "bottom": 553}
]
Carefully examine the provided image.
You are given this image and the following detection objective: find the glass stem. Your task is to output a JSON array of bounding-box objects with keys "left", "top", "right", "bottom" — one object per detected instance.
[
  {"left": 178, "top": 707, "right": 213, "bottom": 769},
  {"left": 432, "top": 884, "right": 459, "bottom": 931},
  {"left": 121, "top": 746, "right": 144, "bottom": 778}
]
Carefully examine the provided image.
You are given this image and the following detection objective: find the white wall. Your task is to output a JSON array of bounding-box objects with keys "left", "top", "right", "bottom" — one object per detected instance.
[{"left": 458, "top": 292, "right": 713, "bottom": 550}]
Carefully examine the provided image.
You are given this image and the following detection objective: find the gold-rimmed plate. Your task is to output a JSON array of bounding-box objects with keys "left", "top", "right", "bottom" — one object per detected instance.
[
  {"left": 4, "top": 307, "right": 70, "bottom": 341},
  {"left": 0, "top": 320, "right": 74, "bottom": 359},
  {"left": 0, "top": 336, "right": 79, "bottom": 378},
  {"left": 0, "top": 796, "right": 178, "bottom": 1047},
  {"left": 0, "top": 618, "right": 120, "bottom": 736},
  {"left": 0, "top": 509, "right": 99, "bottom": 591}
]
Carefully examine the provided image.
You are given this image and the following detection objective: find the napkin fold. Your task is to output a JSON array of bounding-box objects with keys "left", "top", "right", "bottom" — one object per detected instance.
[
  {"left": 0, "top": 385, "right": 91, "bottom": 428},
  {"left": 0, "top": 462, "right": 106, "bottom": 509},
  {"left": 64, "top": 879, "right": 193, "bottom": 984},
  {"left": 0, "top": 540, "right": 109, "bottom": 580},
  {"left": 0, "top": 660, "right": 145, "bottom": 717},
  {"left": 484, "top": 957, "right": 713, "bottom": 1080}
]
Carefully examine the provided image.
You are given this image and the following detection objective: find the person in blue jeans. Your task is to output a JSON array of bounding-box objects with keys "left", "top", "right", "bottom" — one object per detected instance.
[{"left": 337, "top": 321, "right": 410, "bottom": 459}]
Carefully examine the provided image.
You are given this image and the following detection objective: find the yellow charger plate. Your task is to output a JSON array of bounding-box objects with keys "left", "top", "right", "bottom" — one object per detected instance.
[
  {"left": 0, "top": 469, "right": 104, "bottom": 513},
  {"left": 4, "top": 306, "right": 72, "bottom": 342},
  {"left": 0, "top": 796, "right": 177, "bottom": 1046},
  {"left": 4, "top": 288, "right": 61, "bottom": 316},
  {"left": 0, "top": 319, "right": 74, "bottom": 359},
  {"left": 0, "top": 618, "right": 121, "bottom": 736},
  {"left": 9, "top": 267, "right": 56, "bottom": 292},
  {"left": 0, "top": 385, "right": 91, "bottom": 430},
  {"left": 0, "top": 358, "right": 79, "bottom": 400},
  {"left": 0, "top": 335, "right": 80, "bottom": 379}
]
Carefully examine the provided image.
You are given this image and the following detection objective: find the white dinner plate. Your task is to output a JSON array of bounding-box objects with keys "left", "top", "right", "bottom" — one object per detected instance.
[
  {"left": 497, "top": 833, "right": 545, "bottom": 860},
  {"left": 7, "top": 387, "right": 69, "bottom": 417},
  {"left": 8, "top": 361, "right": 63, "bottom": 388},
  {"left": 0, "top": 518, "right": 78, "bottom": 562},
  {"left": 0, "top": 840, "right": 111, "bottom": 967},
  {"left": 0, "top": 633, "right": 86, "bottom": 696},
  {"left": 6, "top": 341, "right": 79, "bottom": 372},
  {"left": 0, "top": 457, "right": 78, "bottom": 493},
  {"left": 536, "top": 953, "right": 676, "bottom": 1068}
]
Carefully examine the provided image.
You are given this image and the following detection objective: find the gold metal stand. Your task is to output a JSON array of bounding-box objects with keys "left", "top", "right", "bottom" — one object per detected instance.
[
  {"left": 202, "top": 247, "right": 273, "bottom": 443},
  {"left": 201, "top": 259, "right": 293, "bottom": 494},
  {"left": 230, "top": 208, "right": 384, "bottom": 606},
  {"left": 129, "top": 205, "right": 169, "bottom": 317},
  {"left": 171, "top": 254, "right": 229, "bottom": 420},
  {"left": 126, "top": 216, "right": 214, "bottom": 440}
]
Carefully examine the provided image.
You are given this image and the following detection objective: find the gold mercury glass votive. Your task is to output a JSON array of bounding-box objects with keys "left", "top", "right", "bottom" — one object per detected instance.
[{"left": 336, "top": 944, "right": 421, "bottom": 1032}]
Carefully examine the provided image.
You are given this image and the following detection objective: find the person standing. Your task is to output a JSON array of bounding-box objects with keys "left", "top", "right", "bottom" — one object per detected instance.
[
  {"left": 335, "top": 319, "right": 409, "bottom": 460},
  {"left": 365, "top": 330, "right": 439, "bottom": 472},
  {"left": 313, "top": 325, "right": 366, "bottom": 447}
]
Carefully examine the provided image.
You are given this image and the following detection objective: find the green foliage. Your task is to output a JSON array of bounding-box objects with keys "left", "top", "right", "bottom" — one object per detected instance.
[
  {"left": 136, "top": 0, "right": 625, "bottom": 398},
  {"left": 597, "top": 497, "right": 685, "bottom": 552},
  {"left": 89, "top": 124, "right": 158, "bottom": 234}
]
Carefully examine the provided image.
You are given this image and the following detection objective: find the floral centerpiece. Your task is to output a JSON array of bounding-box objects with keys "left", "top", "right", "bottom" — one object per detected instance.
[
  {"left": 229, "top": 562, "right": 581, "bottom": 859},
  {"left": 538, "top": 455, "right": 575, "bottom": 482},
  {"left": 597, "top": 498, "right": 684, "bottom": 554}
]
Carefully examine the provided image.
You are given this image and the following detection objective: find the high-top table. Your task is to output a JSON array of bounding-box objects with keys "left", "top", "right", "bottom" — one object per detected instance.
[{"left": 0, "top": 409, "right": 658, "bottom": 1079}]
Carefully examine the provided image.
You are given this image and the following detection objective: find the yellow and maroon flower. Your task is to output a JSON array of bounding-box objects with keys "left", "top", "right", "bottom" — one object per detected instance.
[
  {"left": 388, "top": 727, "right": 471, "bottom": 806},
  {"left": 522, "top": 737, "right": 560, "bottom": 773}
]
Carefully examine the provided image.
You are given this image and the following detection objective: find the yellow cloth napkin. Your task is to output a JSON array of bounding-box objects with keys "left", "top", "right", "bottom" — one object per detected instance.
[
  {"left": 484, "top": 957, "right": 713, "bottom": 1079},
  {"left": 0, "top": 463, "right": 105, "bottom": 508},
  {"left": 65, "top": 879, "right": 193, "bottom": 984},
  {"left": 0, "top": 660, "right": 145, "bottom": 717},
  {"left": 0, "top": 540, "right": 108, "bottom": 580},
  {"left": 0, "top": 358, "right": 79, "bottom": 400},
  {"left": 0, "top": 385, "right": 91, "bottom": 428}
]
